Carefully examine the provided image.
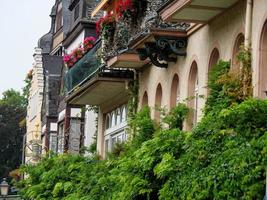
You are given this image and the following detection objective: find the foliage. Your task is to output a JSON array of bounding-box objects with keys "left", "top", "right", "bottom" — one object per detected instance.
[
  {"left": 0, "top": 89, "right": 26, "bottom": 180},
  {"left": 18, "top": 49, "right": 267, "bottom": 199},
  {"left": 163, "top": 103, "right": 189, "bottom": 129},
  {"left": 96, "top": 13, "right": 116, "bottom": 39}
]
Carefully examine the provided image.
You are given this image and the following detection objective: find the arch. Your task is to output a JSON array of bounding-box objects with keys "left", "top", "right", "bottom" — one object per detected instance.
[
  {"left": 142, "top": 91, "right": 149, "bottom": 107},
  {"left": 259, "top": 20, "right": 267, "bottom": 98},
  {"left": 154, "top": 84, "right": 163, "bottom": 122},
  {"left": 232, "top": 33, "right": 245, "bottom": 69},
  {"left": 208, "top": 48, "right": 220, "bottom": 74},
  {"left": 187, "top": 61, "right": 198, "bottom": 129},
  {"left": 170, "top": 74, "right": 180, "bottom": 108}
]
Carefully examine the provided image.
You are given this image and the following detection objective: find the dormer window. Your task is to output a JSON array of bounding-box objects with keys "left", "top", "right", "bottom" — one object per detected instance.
[{"left": 74, "top": 3, "right": 80, "bottom": 21}]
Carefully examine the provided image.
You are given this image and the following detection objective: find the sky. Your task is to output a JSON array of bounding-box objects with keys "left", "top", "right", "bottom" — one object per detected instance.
[{"left": 0, "top": 0, "right": 55, "bottom": 97}]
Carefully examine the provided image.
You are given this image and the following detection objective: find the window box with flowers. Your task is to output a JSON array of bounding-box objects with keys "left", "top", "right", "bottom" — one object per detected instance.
[{"left": 63, "top": 36, "right": 97, "bottom": 69}]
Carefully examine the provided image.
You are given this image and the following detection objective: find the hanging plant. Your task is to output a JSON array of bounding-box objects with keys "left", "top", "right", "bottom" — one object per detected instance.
[
  {"left": 96, "top": 13, "right": 116, "bottom": 40},
  {"left": 116, "top": 0, "right": 135, "bottom": 20}
]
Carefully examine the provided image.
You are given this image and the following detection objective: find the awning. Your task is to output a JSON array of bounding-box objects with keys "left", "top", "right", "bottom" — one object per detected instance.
[{"left": 160, "top": 0, "right": 240, "bottom": 23}]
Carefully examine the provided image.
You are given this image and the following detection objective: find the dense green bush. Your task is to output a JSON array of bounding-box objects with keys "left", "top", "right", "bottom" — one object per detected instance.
[{"left": 18, "top": 56, "right": 267, "bottom": 199}]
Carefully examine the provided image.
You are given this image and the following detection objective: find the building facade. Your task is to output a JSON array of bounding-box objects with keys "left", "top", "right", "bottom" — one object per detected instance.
[{"left": 25, "top": 0, "right": 267, "bottom": 160}]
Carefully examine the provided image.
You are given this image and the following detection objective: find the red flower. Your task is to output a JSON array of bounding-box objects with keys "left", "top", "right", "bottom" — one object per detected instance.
[
  {"left": 116, "top": 0, "right": 134, "bottom": 19},
  {"left": 96, "top": 13, "right": 116, "bottom": 35}
]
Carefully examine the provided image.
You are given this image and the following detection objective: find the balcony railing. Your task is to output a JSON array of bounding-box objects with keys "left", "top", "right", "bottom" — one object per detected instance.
[{"left": 64, "top": 40, "right": 103, "bottom": 93}]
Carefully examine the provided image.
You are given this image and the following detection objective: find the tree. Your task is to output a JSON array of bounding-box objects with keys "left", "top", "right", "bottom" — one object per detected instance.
[{"left": 0, "top": 89, "right": 26, "bottom": 180}]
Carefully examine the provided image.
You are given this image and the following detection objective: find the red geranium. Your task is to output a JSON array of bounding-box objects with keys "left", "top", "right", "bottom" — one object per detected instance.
[
  {"left": 96, "top": 13, "right": 116, "bottom": 35},
  {"left": 83, "top": 36, "right": 96, "bottom": 51},
  {"left": 116, "top": 0, "right": 134, "bottom": 19}
]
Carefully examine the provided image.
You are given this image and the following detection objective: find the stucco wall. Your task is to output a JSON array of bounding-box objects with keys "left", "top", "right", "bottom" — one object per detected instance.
[
  {"left": 251, "top": 0, "right": 267, "bottom": 98},
  {"left": 139, "top": 1, "right": 247, "bottom": 125}
]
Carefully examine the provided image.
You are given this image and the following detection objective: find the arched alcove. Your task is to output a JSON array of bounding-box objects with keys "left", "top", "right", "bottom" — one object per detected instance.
[
  {"left": 187, "top": 61, "right": 198, "bottom": 129},
  {"left": 142, "top": 91, "right": 148, "bottom": 107},
  {"left": 208, "top": 48, "right": 220, "bottom": 74},
  {"left": 154, "top": 84, "right": 162, "bottom": 122},
  {"left": 232, "top": 33, "right": 245, "bottom": 69},
  {"left": 259, "top": 20, "right": 267, "bottom": 98},
  {"left": 170, "top": 74, "right": 180, "bottom": 108}
]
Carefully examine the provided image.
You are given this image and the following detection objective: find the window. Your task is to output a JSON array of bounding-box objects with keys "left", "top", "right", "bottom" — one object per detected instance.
[
  {"left": 105, "top": 114, "right": 110, "bottom": 130},
  {"left": 74, "top": 4, "right": 80, "bottom": 21},
  {"left": 55, "top": 2, "right": 63, "bottom": 32},
  {"left": 49, "top": 133, "right": 58, "bottom": 153},
  {"left": 57, "top": 123, "right": 64, "bottom": 154},
  {"left": 116, "top": 108, "right": 121, "bottom": 125},
  {"left": 111, "top": 112, "right": 116, "bottom": 127},
  {"left": 104, "top": 105, "right": 128, "bottom": 154},
  {"left": 121, "top": 106, "right": 126, "bottom": 122}
]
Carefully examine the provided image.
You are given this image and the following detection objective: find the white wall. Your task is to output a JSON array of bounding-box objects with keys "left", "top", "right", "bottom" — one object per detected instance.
[
  {"left": 84, "top": 108, "right": 97, "bottom": 148},
  {"left": 65, "top": 30, "right": 85, "bottom": 54}
]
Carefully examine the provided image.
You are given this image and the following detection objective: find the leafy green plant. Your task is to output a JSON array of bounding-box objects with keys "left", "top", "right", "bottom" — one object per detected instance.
[{"left": 17, "top": 49, "right": 267, "bottom": 200}]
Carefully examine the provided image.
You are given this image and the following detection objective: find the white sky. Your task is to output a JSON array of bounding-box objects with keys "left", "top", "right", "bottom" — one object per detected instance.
[{"left": 0, "top": 0, "right": 55, "bottom": 96}]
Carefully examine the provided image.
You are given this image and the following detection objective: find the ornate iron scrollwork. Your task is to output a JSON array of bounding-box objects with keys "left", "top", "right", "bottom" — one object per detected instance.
[{"left": 137, "top": 36, "right": 187, "bottom": 68}]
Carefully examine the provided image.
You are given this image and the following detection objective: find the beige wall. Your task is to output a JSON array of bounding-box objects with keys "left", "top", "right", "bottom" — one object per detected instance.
[
  {"left": 252, "top": 0, "right": 267, "bottom": 98},
  {"left": 139, "top": 1, "right": 247, "bottom": 125}
]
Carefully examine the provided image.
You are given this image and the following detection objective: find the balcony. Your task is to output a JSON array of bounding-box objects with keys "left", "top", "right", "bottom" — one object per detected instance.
[
  {"left": 159, "top": 0, "right": 240, "bottom": 24},
  {"left": 93, "top": 0, "right": 190, "bottom": 69},
  {"left": 64, "top": 40, "right": 102, "bottom": 93},
  {"left": 66, "top": 69, "right": 134, "bottom": 107}
]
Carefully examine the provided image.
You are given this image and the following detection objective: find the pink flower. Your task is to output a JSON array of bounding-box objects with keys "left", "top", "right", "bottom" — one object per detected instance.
[
  {"left": 63, "top": 54, "right": 71, "bottom": 62},
  {"left": 84, "top": 36, "right": 96, "bottom": 44}
]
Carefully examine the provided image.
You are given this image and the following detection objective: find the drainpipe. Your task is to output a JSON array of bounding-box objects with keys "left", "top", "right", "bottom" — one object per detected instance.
[{"left": 244, "top": 0, "right": 253, "bottom": 48}]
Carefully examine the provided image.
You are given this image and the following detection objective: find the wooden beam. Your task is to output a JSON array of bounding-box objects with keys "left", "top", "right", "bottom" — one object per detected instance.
[{"left": 91, "top": 0, "right": 109, "bottom": 17}]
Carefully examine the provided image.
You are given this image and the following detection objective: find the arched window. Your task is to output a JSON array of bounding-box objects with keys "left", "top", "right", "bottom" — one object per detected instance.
[
  {"left": 259, "top": 20, "right": 267, "bottom": 98},
  {"left": 105, "top": 114, "right": 110, "bottom": 130},
  {"left": 170, "top": 74, "right": 180, "bottom": 108},
  {"left": 116, "top": 108, "right": 121, "bottom": 125},
  {"left": 188, "top": 61, "right": 198, "bottom": 129},
  {"left": 111, "top": 112, "right": 116, "bottom": 127},
  {"left": 208, "top": 48, "right": 220, "bottom": 74},
  {"left": 142, "top": 91, "right": 148, "bottom": 107},
  {"left": 154, "top": 84, "right": 163, "bottom": 122},
  {"left": 121, "top": 106, "right": 126, "bottom": 122},
  {"left": 232, "top": 33, "right": 245, "bottom": 69}
]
